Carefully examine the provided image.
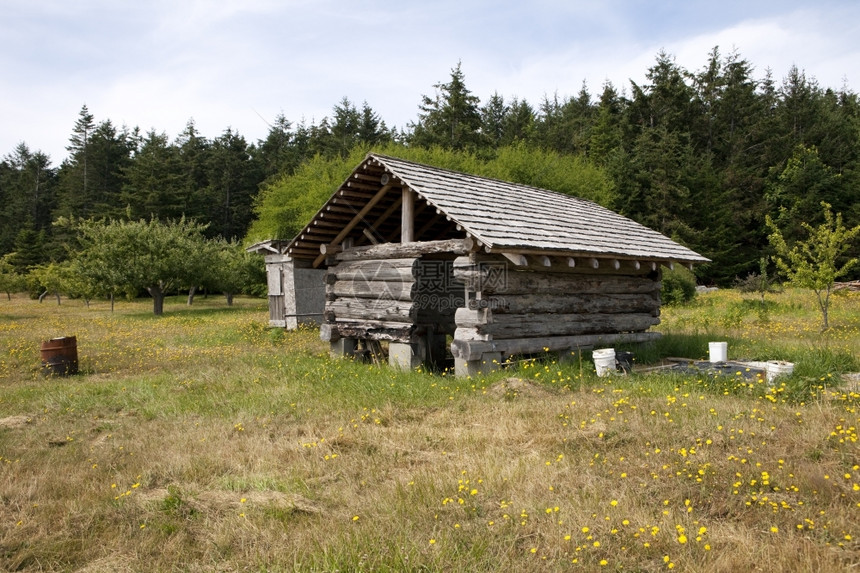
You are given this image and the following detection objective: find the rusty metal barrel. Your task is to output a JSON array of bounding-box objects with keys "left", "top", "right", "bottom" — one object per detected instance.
[{"left": 40, "top": 336, "right": 79, "bottom": 376}]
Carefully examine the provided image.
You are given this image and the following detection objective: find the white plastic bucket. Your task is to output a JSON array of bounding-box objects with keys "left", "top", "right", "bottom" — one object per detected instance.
[
  {"left": 709, "top": 342, "right": 728, "bottom": 363},
  {"left": 766, "top": 360, "right": 794, "bottom": 383},
  {"left": 593, "top": 348, "right": 616, "bottom": 377}
]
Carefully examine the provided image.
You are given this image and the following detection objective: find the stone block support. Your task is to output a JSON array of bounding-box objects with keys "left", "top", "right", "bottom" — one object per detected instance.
[
  {"left": 454, "top": 351, "right": 503, "bottom": 378},
  {"left": 330, "top": 338, "right": 357, "bottom": 359},
  {"left": 389, "top": 340, "right": 426, "bottom": 370}
]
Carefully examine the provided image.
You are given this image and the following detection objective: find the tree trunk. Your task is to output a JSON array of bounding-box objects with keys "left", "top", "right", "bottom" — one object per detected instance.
[
  {"left": 815, "top": 288, "right": 830, "bottom": 332},
  {"left": 148, "top": 285, "right": 165, "bottom": 316},
  {"left": 110, "top": 293, "right": 115, "bottom": 313},
  {"left": 817, "top": 288, "right": 830, "bottom": 331},
  {"left": 187, "top": 285, "right": 197, "bottom": 306},
  {"left": 224, "top": 291, "right": 234, "bottom": 306}
]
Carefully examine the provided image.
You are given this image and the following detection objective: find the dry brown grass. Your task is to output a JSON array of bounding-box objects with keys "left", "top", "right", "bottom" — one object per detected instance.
[{"left": 0, "top": 292, "right": 858, "bottom": 571}]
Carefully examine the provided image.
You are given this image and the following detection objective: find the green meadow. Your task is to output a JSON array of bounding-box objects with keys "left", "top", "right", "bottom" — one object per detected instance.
[{"left": 1, "top": 288, "right": 858, "bottom": 572}]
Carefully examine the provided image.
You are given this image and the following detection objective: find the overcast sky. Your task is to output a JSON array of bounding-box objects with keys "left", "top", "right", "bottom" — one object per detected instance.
[{"left": 2, "top": 0, "right": 858, "bottom": 164}]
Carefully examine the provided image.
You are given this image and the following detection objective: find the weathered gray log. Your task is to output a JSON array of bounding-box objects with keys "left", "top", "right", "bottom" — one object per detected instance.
[
  {"left": 335, "top": 238, "right": 473, "bottom": 261},
  {"left": 454, "top": 308, "right": 660, "bottom": 338},
  {"left": 333, "top": 257, "right": 419, "bottom": 272},
  {"left": 327, "top": 297, "right": 417, "bottom": 322},
  {"left": 453, "top": 327, "right": 492, "bottom": 341},
  {"left": 467, "top": 292, "right": 660, "bottom": 316},
  {"left": 326, "top": 258, "right": 418, "bottom": 283},
  {"left": 450, "top": 332, "right": 662, "bottom": 361},
  {"left": 328, "top": 280, "right": 416, "bottom": 301},
  {"left": 453, "top": 265, "right": 660, "bottom": 295},
  {"left": 332, "top": 319, "right": 416, "bottom": 343}
]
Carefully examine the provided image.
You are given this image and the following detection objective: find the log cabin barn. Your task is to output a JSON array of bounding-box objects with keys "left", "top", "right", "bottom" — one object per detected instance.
[{"left": 282, "top": 153, "right": 709, "bottom": 376}]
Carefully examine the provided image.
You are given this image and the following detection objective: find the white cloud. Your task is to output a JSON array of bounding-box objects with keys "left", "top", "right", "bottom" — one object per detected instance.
[{"left": 666, "top": 8, "right": 859, "bottom": 88}]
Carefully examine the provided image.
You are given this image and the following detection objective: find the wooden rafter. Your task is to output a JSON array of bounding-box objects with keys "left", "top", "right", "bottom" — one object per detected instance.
[{"left": 313, "top": 182, "right": 396, "bottom": 267}]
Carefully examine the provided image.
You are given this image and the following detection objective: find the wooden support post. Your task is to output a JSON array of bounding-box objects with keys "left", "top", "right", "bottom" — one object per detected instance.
[{"left": 401, "top": 188, "right": 415, "bottom": 243}]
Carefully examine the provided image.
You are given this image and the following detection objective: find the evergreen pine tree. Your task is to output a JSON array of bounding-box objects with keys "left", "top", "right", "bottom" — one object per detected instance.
[{"left": 409, "top": 61, "right": 483, "bottom": 150}]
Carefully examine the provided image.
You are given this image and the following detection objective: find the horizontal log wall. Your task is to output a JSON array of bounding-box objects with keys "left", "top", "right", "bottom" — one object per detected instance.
[
  {"left": 326, "top": 298, "right": 416, "bottom": 323},
  {"left": 452, "top": 254, "right": 662, "bottom": 357},
  {"left": 467, "top": 292, "right": 660, "bottom": 316},
  {"left": 321, "top": 245, "right": 666, "bottom": 365},
  {"left": 322, "top": 256, "right": 419, "bottom": 343},
  {"left": 415, "top": 256, "right": 461, "bottom": 335},
  {"left": 328, "top": 280, "right": 416, "bottom": 302},
  {"left": 454, "top": 308, "right": 660, "bottom": 338},
  {"left": 320, "top": 239, "right": 473, "bottom": 342},
  {"left": 321, "top": 241, "right": 468, "bottom": 344},
  {"left": 325, "top": 258, "right": 419, "bottom": 283},
  {"left": 453, "top": 260, "right": 660, "bottom": 296}
]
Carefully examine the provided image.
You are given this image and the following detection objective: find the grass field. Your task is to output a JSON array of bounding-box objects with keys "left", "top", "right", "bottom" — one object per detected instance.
[{"left": 1, "top": 289, "right": 858, "bottom": 572}]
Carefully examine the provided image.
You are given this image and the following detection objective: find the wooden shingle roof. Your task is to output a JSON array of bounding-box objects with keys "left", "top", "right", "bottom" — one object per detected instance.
[{"left": 286, "top": 153, "right": 709, "bottom": 267}]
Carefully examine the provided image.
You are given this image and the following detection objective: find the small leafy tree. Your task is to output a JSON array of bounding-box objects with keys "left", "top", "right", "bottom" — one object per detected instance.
[
  {"left": 734, "top": 257, "right": 781, "bottom": 303},
  {"left": 62, "top": 258, "right": 104, "bottom": 307},
  {"left": 61, "top": 218, "right": 134, "bottom": 311},
  {"left": 27, "top": 260, "right": 100, "bottom": 306},
  {"left": 72, "top": 217, "right": 210, "bottom": 315},
  {"left": 28, "top": 262, "right": 69, "bottom": 304},
  {"left": 766, "top": 202, "right": 860, "bottom": 330},
  {"left": 209, "top": 239, "right": 261, "bottom": 305},
  {"left": 0, "top": 256, "right": 26, "bottom": 300}
]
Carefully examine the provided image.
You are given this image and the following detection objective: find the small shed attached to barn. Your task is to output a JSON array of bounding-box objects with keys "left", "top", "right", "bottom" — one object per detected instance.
[
  {"left": 281, "top": 153, "right": 709, "bottom": 376},
  {"left": 246, "top": 239, "right": 326, "bottom": 329}
]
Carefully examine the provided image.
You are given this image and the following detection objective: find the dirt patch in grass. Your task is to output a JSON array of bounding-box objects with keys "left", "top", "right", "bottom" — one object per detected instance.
[
  {"left": 0, "top": 415, "right": 32, "bottom": 429},
  {"left": 136, "top": 487, "right": 323, "bottom": 516},
  {"left": 485, "top": 377, "right": 551, "bottom": 400},
  {"left": 196, "top": 490, "right": 322, "bottom": 514},
  {"left": 72, "top": 556, "right": 137, "bottom": 573}
]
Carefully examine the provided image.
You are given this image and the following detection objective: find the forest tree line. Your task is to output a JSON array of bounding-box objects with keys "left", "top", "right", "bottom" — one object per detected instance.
[{"left": 2, "top": 48, "right": 858, "bottom": 287}]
